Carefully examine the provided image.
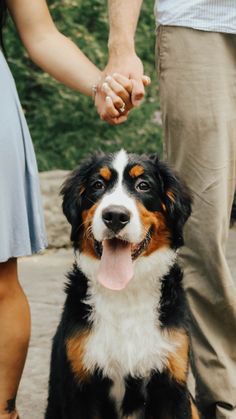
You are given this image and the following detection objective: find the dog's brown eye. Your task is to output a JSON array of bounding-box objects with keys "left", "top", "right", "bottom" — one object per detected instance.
[
  {"left": 92, "top": 180, "right": 105, "bottom": 190},
  {"left": 135, "top": 180, "right": 151, "bottom": 192}
]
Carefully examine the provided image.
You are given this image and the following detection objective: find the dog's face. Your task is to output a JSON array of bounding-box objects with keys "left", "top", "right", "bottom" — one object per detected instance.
[{"left": 61, "top": 150, "right": 191, "bottom": 290}]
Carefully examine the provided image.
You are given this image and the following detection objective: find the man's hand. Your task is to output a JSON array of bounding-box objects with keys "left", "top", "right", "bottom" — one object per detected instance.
[{"left": 104, "top": 52, "right": 145, "bottom": 107}]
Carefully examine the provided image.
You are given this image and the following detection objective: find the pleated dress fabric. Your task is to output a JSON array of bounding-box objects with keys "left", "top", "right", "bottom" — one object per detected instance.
[{"left": 0, "top": 50, "right": 47, "bottom": 262}]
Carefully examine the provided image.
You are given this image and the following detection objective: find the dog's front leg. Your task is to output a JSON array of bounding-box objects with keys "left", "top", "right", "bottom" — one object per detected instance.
[{"left": 144, "top": 371, "right": 199, "bottom": 419}]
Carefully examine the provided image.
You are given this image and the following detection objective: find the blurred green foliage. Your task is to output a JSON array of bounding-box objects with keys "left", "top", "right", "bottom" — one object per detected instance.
[{"left": 3, "top": 0, "right": 162, "bottom": 170}]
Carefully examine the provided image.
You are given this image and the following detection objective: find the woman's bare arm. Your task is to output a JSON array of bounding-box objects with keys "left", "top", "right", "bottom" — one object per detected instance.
[{"left": 6, "top": 0, "right": 101, "bottom": 96}]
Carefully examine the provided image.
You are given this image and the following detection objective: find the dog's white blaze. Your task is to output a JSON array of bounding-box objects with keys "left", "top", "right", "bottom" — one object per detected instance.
[
  {"left": 112, "top": 149, "right": 128, "bottom": 177},
  {"left": 79, "top": 247, "right": 177, "bottom": 409},
  {"left": 92, "top": 150, "right": 143, "bottom": 243}
]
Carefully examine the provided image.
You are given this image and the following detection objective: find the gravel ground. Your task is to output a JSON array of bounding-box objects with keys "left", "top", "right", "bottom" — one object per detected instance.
[{"left": 17, "top": 228, "right": 236, "bottom": 418}]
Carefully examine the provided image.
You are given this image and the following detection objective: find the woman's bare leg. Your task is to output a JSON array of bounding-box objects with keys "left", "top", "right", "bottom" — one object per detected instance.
[{"left": 0, "top": 259, "right": 30, "bottom": 419}]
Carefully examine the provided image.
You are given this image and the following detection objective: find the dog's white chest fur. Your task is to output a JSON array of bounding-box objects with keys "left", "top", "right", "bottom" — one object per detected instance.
[
  {"left": 84, "top": 283, "right": 172, "bottom": 376},
  {"left": 80, "top": 248, "right": 176, "bottom": 410}
]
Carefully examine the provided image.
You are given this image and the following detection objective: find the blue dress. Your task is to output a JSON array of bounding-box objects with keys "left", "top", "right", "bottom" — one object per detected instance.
[{"left": 0, "top": 50, "right": 47, "bottom": 262}]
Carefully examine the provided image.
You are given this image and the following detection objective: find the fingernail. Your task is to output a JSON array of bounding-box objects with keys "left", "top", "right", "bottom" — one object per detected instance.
[
  {"left": 106, "top": 96, "right": 111, "bottom": 102},
  {"left": 105, "top": 75, "right": 112, "bottom": 82},
  {"left": 102, "top": 82, "right": 108, "bottom": 92},
  {"left": 143, "top": 75, "right": 151, "bottom": 82}
]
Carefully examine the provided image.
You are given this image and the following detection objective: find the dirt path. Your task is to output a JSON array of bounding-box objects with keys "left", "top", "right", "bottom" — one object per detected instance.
[{"left": 17, "top": 228, "right": 236, "bottom": 418}]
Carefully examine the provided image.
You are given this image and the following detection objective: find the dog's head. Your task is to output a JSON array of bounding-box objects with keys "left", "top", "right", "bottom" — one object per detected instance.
[{"left": 61, "top": 150, "right": 191, "bottom": 290}]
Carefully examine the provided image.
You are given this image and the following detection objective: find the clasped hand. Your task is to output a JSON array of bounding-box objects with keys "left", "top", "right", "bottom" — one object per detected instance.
[{"left": 95, "top": 72, "right": 150, "bottom": 125}]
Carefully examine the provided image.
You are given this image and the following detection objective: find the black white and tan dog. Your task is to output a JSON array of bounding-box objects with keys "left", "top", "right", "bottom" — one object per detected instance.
[{"left": 45, "top": 150, "right": 199, "bottom": 419}]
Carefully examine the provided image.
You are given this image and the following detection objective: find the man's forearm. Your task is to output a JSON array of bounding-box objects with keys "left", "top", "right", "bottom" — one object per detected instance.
[
  {"left": 95, "top": 0, "right": 145, "bottom": 120},
  {"left": 108, "top": 0, "right": 143, "bottom": 55}
]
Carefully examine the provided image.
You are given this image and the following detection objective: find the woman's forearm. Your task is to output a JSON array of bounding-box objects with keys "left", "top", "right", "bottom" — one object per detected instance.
[
  {"left": 6, "top": 0, "right": 101, "bottom": 96},
  {"left": 26, "top": 30, "right": 101, "bottom": 96}
]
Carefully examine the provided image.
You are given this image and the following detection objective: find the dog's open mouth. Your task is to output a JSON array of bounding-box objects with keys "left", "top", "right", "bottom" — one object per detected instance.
[{"left": 94, "top": 229, "right": 152, "bottom": 291}]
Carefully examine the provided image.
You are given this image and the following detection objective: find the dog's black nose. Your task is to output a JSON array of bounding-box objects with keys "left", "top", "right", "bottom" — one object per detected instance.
[{"left": 102, "top": 205, "right": 130, "bottom": 233}]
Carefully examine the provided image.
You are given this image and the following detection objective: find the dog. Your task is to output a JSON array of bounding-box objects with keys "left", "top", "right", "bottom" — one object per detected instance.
[{"left": 45, "top": 150, "right": 199, "bottom": 419}]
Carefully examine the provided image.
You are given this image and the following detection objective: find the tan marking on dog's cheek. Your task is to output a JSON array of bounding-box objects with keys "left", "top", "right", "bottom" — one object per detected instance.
[
  {"left": 80, "top": 238, "right": 97, "bottom": 258},
  {"left": 146, "top": 212, "right": 171, "bottom": 255},
  {"left": 137, "top": 202, "right": 158, "bottom": 230},
  {"left": 100, "top": 166, "right": 112, "bottom": 181},
  {"left": 129, "top": 165, "right": 144, "bottom": 178},
  {"left": 66, "top": 330, "right": 90, "bottom": 383},
  {"left": 80, "top": 204, "right": 98, "bottom": 259},
  {"left": 166, "top": 329, "right": 189, "bottom": 384},
  {"left": 190, "top": 398, "right": 200, "bottom": 419},
  {"left": 136, "top": 202, "right": 171, "bottom": 255}
]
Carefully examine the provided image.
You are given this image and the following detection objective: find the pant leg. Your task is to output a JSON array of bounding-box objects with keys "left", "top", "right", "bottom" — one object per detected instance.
[{"left": 156, "top": 26, "right": 236, "bottom": 419}]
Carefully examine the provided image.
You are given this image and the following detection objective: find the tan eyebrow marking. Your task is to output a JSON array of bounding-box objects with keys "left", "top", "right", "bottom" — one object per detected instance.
[
  {"left": 129, "top": 165, "right": 144, "bottom": 178},
  {"left": 100, "top": 166, "right": 112, "bottom": 181}
]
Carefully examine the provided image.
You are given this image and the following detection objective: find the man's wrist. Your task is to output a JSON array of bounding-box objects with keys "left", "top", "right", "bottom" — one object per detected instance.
[{"left": 108, "top": 37, "right": 136, "bottom": 57}]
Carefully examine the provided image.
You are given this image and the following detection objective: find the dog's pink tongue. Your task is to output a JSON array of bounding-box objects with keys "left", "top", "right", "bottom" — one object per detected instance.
[{"left": 97, "top": 239, "right": 133, "bottom": 290}]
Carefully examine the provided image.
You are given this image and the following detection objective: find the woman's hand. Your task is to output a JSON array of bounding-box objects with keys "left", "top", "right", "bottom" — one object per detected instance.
[{"left": 95, "top": 73, "right": 150, "bottom": 125}]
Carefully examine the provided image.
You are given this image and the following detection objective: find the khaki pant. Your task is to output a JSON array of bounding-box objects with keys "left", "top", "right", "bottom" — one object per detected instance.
[{"left": 156, "top": 26, "right": 236, "bottom": 419}]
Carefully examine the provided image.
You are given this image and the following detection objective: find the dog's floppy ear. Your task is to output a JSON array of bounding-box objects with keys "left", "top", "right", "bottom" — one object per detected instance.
[
  {"left": 152, "top": 155, "right": 192, "bottom": 248},
  {"left": 60, "top": 155, "right": 96, "bottom": 243},
  {"left": 60, "top": 169, "right": 84, "bottom": 243}
]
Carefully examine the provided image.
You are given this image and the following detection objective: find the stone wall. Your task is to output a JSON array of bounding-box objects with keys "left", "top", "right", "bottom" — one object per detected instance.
[{"left": 40, "top": 170, "right": 71, "bottom": 248}]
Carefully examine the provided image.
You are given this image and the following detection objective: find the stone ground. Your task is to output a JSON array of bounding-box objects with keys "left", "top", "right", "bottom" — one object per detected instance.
[{"left": 17, "top": 228, "right": 236, "bottom": 419}]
